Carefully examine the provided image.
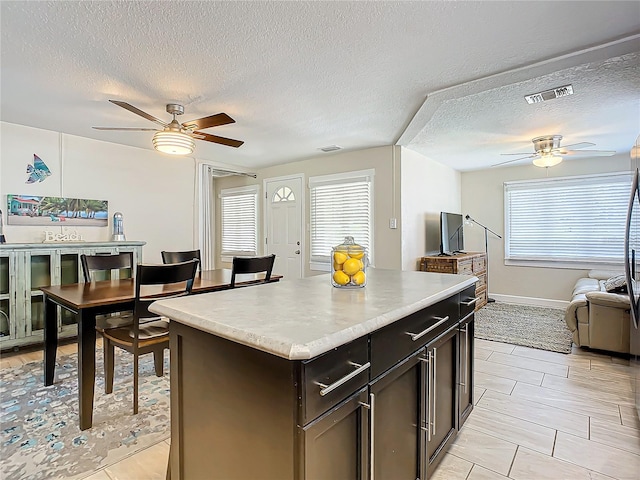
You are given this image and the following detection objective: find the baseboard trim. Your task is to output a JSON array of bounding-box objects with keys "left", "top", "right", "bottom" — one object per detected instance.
[{"left": 490, "top": 294, "right": 569, "bottom": 309}]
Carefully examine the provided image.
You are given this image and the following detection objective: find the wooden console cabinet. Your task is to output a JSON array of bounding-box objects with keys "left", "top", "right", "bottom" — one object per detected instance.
[
  {"left": 420, "top": 252, "right": 487, "bottom": 310},
  {"left": 0, "top": 241, "right": 144, "bottom": 350}
]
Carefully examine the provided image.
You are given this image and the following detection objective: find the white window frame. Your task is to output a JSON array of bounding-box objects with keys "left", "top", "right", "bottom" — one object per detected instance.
[
  {"left": 219, "top": 184, "right": 259, "bottom": 261},
  {"left": 504, "top": 171, "right": 633, "bottom": 269},
  {"left": 309, "top": 169, "right": 375, "bottom": 271}
]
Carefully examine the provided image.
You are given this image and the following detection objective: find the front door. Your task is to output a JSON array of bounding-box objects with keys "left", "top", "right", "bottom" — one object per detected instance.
[{"left": 264, "top": 175, "right": 304, "bottom": 279}]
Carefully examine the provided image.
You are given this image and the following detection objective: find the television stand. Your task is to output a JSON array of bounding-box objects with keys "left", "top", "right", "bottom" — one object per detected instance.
[{"left": 420, "top": 252, "right": 487, "bottom": 310}]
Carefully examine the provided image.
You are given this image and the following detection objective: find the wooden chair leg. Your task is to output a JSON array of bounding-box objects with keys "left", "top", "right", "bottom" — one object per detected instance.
[
  {"left": 104, "top": 336, "right": 115, "bottom": 394},
  {"left": 133, "top": 353, "right": 139, "bottom": 415},
  {"left": 153, "top": 349, "right": 165, "bottom": 377}
]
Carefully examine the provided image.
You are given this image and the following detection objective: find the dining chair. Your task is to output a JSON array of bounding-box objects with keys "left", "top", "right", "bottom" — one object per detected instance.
[
  {"left": 80, "top": 252, "right": 141, "bottom": 392},
  {"left": 161, "top": 249, "right": 201, "bottom": 271},
  {"left": 230, "top": 254, "right": 276, "bottom": 288},
  {"left": 101, "top": 259, "right": 199, "bottom": 414}
]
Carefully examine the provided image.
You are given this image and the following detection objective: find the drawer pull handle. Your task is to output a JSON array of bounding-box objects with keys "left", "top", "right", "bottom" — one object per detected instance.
[
  {"left": 316, "top": 361, "right": 371, "bottom": 397},
  {"left": 405, "top": 316, "right": 449, "bottom": 341},
  {"left": 461, "top": 298, "right": 477, "bottom": 306},
  {"left": 460, "top": 311, "right": 474, "bottom": 323}
]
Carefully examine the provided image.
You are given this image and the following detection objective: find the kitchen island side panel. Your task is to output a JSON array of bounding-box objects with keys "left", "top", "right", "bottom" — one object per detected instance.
[{"left": 170, "top": 321, "right": 298, "bottom": 480}]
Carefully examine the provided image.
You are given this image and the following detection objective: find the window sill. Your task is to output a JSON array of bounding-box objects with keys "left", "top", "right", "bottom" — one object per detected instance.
[{"left": 504, "top": 258, "right": 624, "bottom": 270}]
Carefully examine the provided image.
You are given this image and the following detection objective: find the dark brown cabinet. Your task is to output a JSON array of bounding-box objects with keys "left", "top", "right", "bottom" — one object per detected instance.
[
  {"left": 425, "top": 326, "right": 458, "bottom": 477},
  {"left": 458, "top": 310, "right": 475, "bottom": 427},
  {"left": 302, "top": 387, "right": 370, "bottom": 480},
  {"left": 168, "top": 284, "right": 475, "bottom": 479},
  {"left": 368, "top": 350, "right": 422, "bottom": 480}
]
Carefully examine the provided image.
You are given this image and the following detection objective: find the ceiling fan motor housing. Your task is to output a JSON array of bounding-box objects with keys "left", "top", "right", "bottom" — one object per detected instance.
[
  {"left": 166, "top": 104, "right": 185, "bottom": 116},
  {"left": 532, "top": 135, "right": 563, "bottom": 154}
]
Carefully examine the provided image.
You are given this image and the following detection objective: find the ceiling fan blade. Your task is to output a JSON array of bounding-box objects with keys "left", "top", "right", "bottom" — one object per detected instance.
[
  {"left": 109, "top": 100, "right": 168, "bottom": 128},
  {"left": 192, "top": 131, "right": 244, "bottom": 148},
  {"left": 557, "top": 142, "right": 595, "bottom": 151},
  {"left": 562, "top": 149, "right": 616, "bottom": 157},
  {"left": 500, "top": 152, "right": 536, "bottom": 156},
  {"left": 492, "top": 155, "right": 535, "bottom": 167},
  {"left": 92, "top": 127, "right": 159, "bottom": 131},
  {"left": 181, "top": 113, "right": 235, "bottom": 130}
]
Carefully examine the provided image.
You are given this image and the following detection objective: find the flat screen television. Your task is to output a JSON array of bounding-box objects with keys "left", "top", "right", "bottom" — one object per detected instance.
[{"left": 440, "top": 212, "right": 464, "bottom": 255}]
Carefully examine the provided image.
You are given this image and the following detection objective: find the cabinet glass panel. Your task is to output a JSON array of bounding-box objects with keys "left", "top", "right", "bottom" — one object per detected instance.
[
  {"left": 0, "top": 300, "right": 9, "bottom": 338},
  {"left": 31, "top": 295, "right": 44, "bottom": 331},
  {"left": 61, "top": 308, "right": 77, "bottom": 327},
  {"left": 0, "top": 257, "right": 8, "bottom": 295},
  {"left": 30, "top": 255, "right": 51, "bottom": 289},
  {"left": 61, "top": 254, "right": 79, "bottom": 285}
]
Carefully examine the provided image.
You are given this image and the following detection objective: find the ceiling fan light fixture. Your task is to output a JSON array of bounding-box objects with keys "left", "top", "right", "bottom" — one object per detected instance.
[
  {"left": 533, "top": 154, "right": 563, "bottom": 168},
  {"left": 152, "top": 130, "right": 195, "bottom": 155}
]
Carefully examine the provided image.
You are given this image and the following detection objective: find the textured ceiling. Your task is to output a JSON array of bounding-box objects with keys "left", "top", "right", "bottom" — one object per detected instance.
[{"left": 1, "top": 1, "right": 639, "bottom": 172}]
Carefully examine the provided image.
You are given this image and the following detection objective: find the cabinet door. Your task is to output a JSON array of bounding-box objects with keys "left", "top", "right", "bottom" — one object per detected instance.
[
  {"left": 369, "top": 350, "right": 421, "bottom": 480},
  {"left": 0, "top": 253, "right": 13, "bottom": 341},
  {"left": 303, "top": 386, "right": 369, "bottom": 480},
  {"left": 425, "top": 327, "right": 458, "bottom": 476},
  {"left": 458, "top": 313, "right": 474, "bottom": 427}
]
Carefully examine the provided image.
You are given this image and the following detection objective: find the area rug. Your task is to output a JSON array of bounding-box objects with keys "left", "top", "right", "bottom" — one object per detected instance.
[
  {"left": 475, "top": 302, "right": 573, "bottom": 354},
  {"left": 0, "top": 350, "right": 170, "bottom": 480}
]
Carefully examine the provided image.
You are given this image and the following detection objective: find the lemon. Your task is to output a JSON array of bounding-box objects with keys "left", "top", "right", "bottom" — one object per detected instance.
[
  {"left": 333, "top": 262, "right": 343, "bottom": 271},
  {"left": 333, "top": 251, "right": 348, "bottom": 265},
  {"left": 352, "top": 271, "right": 366, "bottom": 285},
  {"left": 348, "top": 247, "right": 364, "bottom": 260},
  {"left": 342, "top": 258, "right": 361, "bottom": 276},
  {"left": 333, "top": 270, "right": 350, "bottom": 286}
]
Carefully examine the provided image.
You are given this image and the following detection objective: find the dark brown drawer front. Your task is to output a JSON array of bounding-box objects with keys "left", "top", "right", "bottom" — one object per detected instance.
[
  {"left": 302, "top": 336, "right": 369, "bottom": 424},
  {"left": 460, "top": 285, "right": 478, "bottom": 318},
  {"left": 370, "top": 298, "right": 457, "bottom": 379}
]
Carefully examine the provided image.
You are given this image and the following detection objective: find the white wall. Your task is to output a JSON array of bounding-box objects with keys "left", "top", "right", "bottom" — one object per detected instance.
[
  {"left": 0, "top": 122, "right": 197, "bottom": 262},
  {"left": 400, "top": 147, "right": 461, "bottom": 270},
  {"left": 214, "top": 146, "right": 402, "bottom": 275},
  {"left": 461, "top": 153, "right": 633, "bottom": 302}
]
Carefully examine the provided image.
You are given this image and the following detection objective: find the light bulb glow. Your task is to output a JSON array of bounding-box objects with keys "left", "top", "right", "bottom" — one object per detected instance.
[
  {"left": 533, "top": 154, "right": 562, "bottom": 168},
  {"left": 152, "top": 131, "right": 195, "bottom": 155}
]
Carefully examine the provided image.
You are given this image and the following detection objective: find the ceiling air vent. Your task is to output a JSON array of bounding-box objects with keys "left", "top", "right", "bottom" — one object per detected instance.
[
  {"left": 319, "top": 145, "right": 342, "bottom": 152},
  {"left": 524, "top": 84, "right": 574, "bottom": 104}
]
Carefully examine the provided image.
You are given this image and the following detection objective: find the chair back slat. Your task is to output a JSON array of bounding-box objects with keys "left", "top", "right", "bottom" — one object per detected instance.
[
  {"left": 230, "top": 254, "right": 276, "bottom": 288},
  {"left": 135, "top": 260, "right": 199, "bottom": 320},
  {"left": 81, "top": 252, "right": 134, "bottom": 282},
  {"left": 161, "top": 250, "right": 201, "bottom": 270}
]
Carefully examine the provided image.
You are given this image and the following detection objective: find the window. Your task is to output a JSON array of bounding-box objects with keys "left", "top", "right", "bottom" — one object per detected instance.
[
  {"left": 309, "top": 169, "right": 374, "bottom": 270},
  {"left": 504, "top": 171, "right": 633, "bottom": 268},
  {"left": 220, "top": 185, "right": 258, "bottom": 257}
]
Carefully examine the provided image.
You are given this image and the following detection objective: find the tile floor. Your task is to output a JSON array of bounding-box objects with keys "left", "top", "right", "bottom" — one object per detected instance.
[{"left": 1, "top": 338, "right": 639, "bottom": 480}]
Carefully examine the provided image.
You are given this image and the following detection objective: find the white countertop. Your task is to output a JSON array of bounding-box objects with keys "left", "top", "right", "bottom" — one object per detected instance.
[{"left": 149, "top": 268, "right": 476, "bottom": 360}]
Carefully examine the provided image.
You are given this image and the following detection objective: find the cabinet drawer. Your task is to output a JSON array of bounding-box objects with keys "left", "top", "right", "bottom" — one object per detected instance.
[
  {"left": 456, "top": 260, "right": 473, "bottom": 275},
  {"left": 301, "top": 336, "right": 369, "bottom": 424},
  {"left": 472, "top": 256, "right": 486, "bottom": 273},
  {"left": 459, "top": 285, "right": 477, "bottom": 319},
  {"left": 476, "top": 273, "right": 486, "bottom": 290},
  {"left": 370, "top": 298, "right": 457, "bottom": 379}
]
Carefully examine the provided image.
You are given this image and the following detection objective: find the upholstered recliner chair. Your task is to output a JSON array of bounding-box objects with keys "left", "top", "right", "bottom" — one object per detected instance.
[{"left": 565, "top": 270, "right": 631, "bottom": 354}]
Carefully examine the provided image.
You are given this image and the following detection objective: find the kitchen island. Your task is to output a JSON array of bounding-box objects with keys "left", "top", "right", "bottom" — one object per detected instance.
[{"left": 150, "top": 268, "right": 477, "bottom": 480}]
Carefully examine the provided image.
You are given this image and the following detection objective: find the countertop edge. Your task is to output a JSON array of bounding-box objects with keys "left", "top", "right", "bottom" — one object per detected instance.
[{"left": 151, "top": 274, "right": 477, "bottom": 360}]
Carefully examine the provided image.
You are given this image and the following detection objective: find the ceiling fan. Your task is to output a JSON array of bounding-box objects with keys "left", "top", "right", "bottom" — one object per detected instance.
[
  {"left": 493, "top": 135, "right": 615, "bottom": 168},
  {"left": 93, "top": 100, "right": 243, "bottom": 155}
]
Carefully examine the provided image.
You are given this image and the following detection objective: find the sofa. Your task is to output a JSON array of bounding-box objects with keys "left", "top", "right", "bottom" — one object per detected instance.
[{"left": 565, "top": 270, "right": 631, "bottom": 354}]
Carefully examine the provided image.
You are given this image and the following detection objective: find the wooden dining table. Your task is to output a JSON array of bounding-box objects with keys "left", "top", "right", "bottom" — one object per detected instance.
[{"left": 41, "top": 269, "right": 281, "bottom": 430}]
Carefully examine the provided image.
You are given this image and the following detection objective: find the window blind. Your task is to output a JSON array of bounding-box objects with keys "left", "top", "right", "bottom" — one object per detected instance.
[
  {"left": 220, "top": 187, "right": 258, "bottom": 255},
  {"left": 309, "top": 170, "right": 374, "bottom": 264},
  {"left": 504, "top": 172, "right": 633, "bottom": 265}
]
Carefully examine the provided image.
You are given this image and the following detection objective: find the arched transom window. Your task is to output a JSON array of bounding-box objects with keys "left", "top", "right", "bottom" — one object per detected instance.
[{"left": 272, "top": 186, "right": 295, "bottom": 203}]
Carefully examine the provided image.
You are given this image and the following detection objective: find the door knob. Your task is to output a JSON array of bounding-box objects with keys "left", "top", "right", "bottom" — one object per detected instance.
[{"left": 295, "top": 250, "right": 300, "bottom": 254}]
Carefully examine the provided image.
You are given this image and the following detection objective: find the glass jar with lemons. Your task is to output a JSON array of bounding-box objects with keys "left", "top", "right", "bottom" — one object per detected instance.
[{"left": 331, "top": 236, "right": 367, "bottom": 288}]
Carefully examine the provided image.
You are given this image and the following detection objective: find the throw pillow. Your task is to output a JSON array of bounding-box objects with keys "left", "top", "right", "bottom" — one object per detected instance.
[{"left": 604, "top": 274, "right": 628, "bottom": 293}]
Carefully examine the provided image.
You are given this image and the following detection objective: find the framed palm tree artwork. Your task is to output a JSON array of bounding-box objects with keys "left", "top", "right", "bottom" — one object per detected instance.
[{"left": 6, "top": 195, "right": 108, "bottom": 226}]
